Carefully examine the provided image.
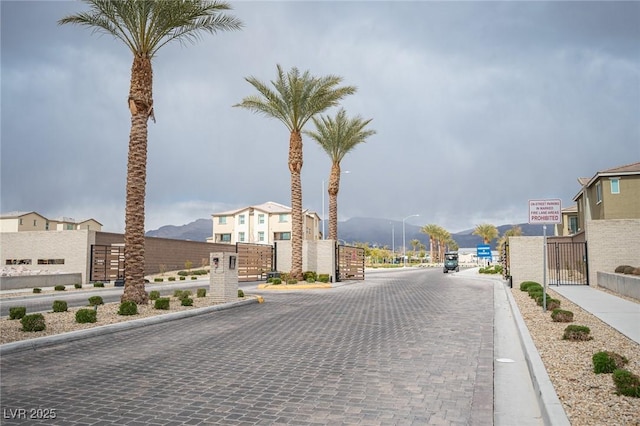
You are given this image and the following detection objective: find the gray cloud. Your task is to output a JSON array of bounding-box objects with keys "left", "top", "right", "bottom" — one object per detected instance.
[{"left": 2, "top": 1, "right": 638, "bottom": 233}]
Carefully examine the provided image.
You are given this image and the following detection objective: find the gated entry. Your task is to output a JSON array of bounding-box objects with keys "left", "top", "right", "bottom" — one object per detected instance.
[
  {"left": 90, "top": 245, "right": 124, "bottom": 283},
  {"left": 236, "top": 243, "right": 274, "bottom": 282},
  {"left": 547, "top": 241, "right": 589, "bottom": 285},
  {"left": 336, "top": 244, "right": 365, "bottom": 281}
]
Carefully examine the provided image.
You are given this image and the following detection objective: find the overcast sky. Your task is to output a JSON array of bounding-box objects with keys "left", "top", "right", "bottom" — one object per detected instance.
[{"left": 2, "top": 1, "right": 639, "bottom": 234}]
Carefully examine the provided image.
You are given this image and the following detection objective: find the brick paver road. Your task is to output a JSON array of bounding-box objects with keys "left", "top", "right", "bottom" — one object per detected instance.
[{"left": 0, "top": 268, "right": 493, "bottom": 425}]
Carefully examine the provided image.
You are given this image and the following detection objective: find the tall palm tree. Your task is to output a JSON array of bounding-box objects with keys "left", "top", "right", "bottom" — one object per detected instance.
[
  {"left": 305, "top": 109, "right": 375, "bottom": 240},
  {"left": 420, "top": 224, "right": 442, "bottom": 264},
  {"left": 60, "top": 0, "right": 242, "bottom": 303},
  {"left": 497, "top": 225, "right": 522, "bottom": 255},
  {"left": 235, "top": 65, "right": 356, "bottom": 279},
  {"left": 473, "top": 223, "right": 499, "bottom": 245}
]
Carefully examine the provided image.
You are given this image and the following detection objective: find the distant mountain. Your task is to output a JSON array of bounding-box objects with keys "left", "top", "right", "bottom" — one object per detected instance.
[{"left": 145, "top": 217, "right": 548, "bottom": 247}]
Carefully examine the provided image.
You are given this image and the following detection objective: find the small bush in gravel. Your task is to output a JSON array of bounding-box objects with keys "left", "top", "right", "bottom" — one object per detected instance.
[
  {"left": 612, "top": 369, "right": 640, "bottom": 397},
  {"left": 318, "top": 274, "right": 330, "bottom": 283},
  {"left": 563, "top": 325, "right": 592, "bottom": 341},
  {"left": 546, "top": 298, "right": 561, "bottom": 310},
  {"left": 33, "top": 288, "right": 42, "bottom": 293},
  {"left": 75, "top": 309, "right": 97, "bottom": 324},
  {"left": 238, "top": 289, "right": 245, "bottom": 298},
  {"left": 118, "top": 301, "right": 138, "bottom": 316},
  {"left": 520, "top": 281, "right": 541, "bottom": 291},
  {"left": 173, "top": 289, "right": 184, "bottom": 299},
  {"left": 303, "top": 271, "right": 317, "bottom": 281},
  {"left": 271, "top": 278, "right": 282, "bottom": 285},
  {"left": 529, "top": 290, "right": 543, "bottom": 301},
  {"left": 54, "top": 285, "right": 66, "bottom": 291},
  {"left": 74, "top": 283, "right": 82, "bottom": 289},
  {"left": 177, "top": 270, "right": 188, "bottom": 276},
  {"left": 182, "top": 290, "right": 192, "bottom": 298},
  {"left": 88, "top": 296, "right": 104, "bottom": 306},
  {"left": 551, "top": 309, "right": 574, "bottom": 322},
  {"left": 52, "top": 300, "right": 68, "bottom": 312},
  {"left": 21, "top": 313, "right": 45, "bottom": 332},
  {"left": 197, "top": 288, "right": 206, "bottom": 298},
  {"left": 149, "top": 290, "right": 160, "bottom": 300},
  {"left": 154, "top": 278, "right": 163, "bottom": 282},
  {"left": 287, "top": 279, "right": 298, "bottom": 285},
  {"left": 179, "top": 276, "right": 186, "bottom": 281},
  {"left": 191, "top": 276, "right": 197, "bottom": 280},
  {"left": 181, "top": 297, "right": 193, "bottom": 307},
  {"left": 154, "top": 298, "right": 170, "bottom": 310},
  {"left": 93, "top": 282, "right": 104, "bottom": 288},
  {"left": 9, "top": 306, "right": 26, "bottom": 320},
  {"left": 593, "top": 351, "right": 629, "bottom": 374},
  {"left": 168, "top": 276, "right": 176, "bottom": 281}
]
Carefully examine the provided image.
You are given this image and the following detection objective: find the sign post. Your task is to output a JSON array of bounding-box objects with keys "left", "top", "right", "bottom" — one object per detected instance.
[{"left": 528, "top": 199, "right": 562, "bottom": 312}]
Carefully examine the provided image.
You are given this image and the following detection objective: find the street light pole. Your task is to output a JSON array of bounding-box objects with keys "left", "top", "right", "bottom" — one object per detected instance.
[
  {"left": 390, "top": 222, "right": 395, "bottom": 263},
  {"left": 321, "top": 180, "right": 325, "bottom": 240},
  {"left": 402, "top": 214, "right": 419, "bottom": 267}
]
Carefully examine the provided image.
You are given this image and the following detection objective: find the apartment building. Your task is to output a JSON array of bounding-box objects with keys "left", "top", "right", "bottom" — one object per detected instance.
[
  {"left": 211, "top": 201, "right": 320, "bottom": 245},
  {"left": 0, "top": 211, "right": 103, "bottom": 233}
]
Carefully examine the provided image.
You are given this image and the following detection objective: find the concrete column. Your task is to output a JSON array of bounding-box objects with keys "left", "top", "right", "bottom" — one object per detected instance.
[{"left": 209, "top": 252, "right": 238, "bottom": 303}]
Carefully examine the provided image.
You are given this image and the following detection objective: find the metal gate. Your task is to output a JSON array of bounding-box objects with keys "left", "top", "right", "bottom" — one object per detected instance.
[
  {"left": 336, "top": 244, "right": 365, "bottom": 281},
  {"left": 547, "top": 241, "right": 589, "bottom": 285},
  {"left": 236, "top": 243, "right": 274, "bottom": 282},
  {"left": 90, "top": 244, "right": 124, "bottom": 283}
]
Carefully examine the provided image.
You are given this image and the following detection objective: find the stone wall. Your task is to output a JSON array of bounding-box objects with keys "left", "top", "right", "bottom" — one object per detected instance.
[
  {"left": 0, "top": 273, "right": 83, "bottom": 291},
  {"left": 508, "top": 236, "right": 545, "bottom": 287},
  {"left": 275, "top": 240, "right": 337, "bottom": 281},
  {"left": 585, "top": 219, "right": 640, "bottom": 287},
  {"left": 597, "top": 272, "right": 640, "bottom": 302}
]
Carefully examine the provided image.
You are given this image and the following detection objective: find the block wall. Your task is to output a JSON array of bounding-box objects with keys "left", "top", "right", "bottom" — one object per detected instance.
[
  {"left": 509, "top": 236, "right": 545, "bottom": 286},
  {"left": 586, "top": 219, "right": 640, "bottom": 287}
]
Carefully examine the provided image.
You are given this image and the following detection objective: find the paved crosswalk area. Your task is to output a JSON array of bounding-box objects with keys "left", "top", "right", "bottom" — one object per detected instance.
[{"left": 0, "top": 269, "right": 493, "bottom": 425}]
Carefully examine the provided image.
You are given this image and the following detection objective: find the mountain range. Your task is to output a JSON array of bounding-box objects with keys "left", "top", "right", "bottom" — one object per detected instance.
[{"left": 146, "top": 217, "right": 549, "bottom": 249}]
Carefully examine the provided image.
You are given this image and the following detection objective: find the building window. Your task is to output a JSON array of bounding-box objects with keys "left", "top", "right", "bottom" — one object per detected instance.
[
  {"left": 65, "top": 224, "right": 74, "bottom": 230},
  {"left": 274, "top": 232, "right": 291, "bottom": 240},
  {"left": 238, "top": 232, "right": 245, "bottom": 242},
  {"left": 19, "top": 218, "right": 23, "bottom": 225},
  {"left": 45, "top": 221, "right": 50, "bottom": 230},
  {"left": 5, "top": 259, "right": 32, "bottom": 265},
  {"left": 595, "top": 182, "right": 602, "bottom": 204},
  {"left": 37, "top": 259, "right": 65, "bottom": 265},
  {"left": 33, "top": 220, "right": 37, "bottom": 226},
  {"left": 258, "top": 231, "right": 265, "bottom": 242},
  {"left": 610, "top": 178, "right": 620, "bottom": 194},
  {"left": 569, "top": 216, "right": 578, "bottom": 234},
  {"left": 220, "top": 233, "right": 231, "bottom": 242},
  {"left": 239, "top": 215, "right": 245, "bottom": 225},
  {"left": 218, "top": 216, "right": 227, "bottom": 225},
  {"left": 258, "top": 214, "right": 265, "bottom": 224},
  {"left": 278, "top": 214, "right": 288, "bottom": 223}
]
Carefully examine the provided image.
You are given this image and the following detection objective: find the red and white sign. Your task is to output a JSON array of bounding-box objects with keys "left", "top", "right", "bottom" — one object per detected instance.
[{"left": 528, "top": 199, "right": 562, "bottom": 224}]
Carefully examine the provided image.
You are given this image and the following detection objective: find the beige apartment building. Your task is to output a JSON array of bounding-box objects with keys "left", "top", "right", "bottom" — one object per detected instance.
[
  {"left": 0, "top": 211, "right": 102, "bottom": 233},
  {"left": 210, "top": 201, "right": 320, "bottom": 245}
]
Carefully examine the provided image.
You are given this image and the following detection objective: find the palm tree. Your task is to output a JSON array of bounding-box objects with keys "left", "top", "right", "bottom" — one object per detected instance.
[
  {"left": 420, "top": 224, "right": 442, "bottom": 264},
  {"left": 497, "top": 225, "right": 522, "bottom": 255},
  {"left": 473, "top": 223, "right": 499, "bottom": 245},
  {"left": 305, "top": 109, "right": 375, "bottom": 241},
  {"left": 60, "top": 1, "right": 242, "bottom": 303},
  {"left": 235, "top": 65, "right": 356, "bottom": 279}
]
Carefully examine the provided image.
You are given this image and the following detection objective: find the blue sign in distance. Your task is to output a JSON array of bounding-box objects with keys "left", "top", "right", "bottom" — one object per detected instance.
[{"left": 477, "top": 244, "right": 492, "bottom": 259}]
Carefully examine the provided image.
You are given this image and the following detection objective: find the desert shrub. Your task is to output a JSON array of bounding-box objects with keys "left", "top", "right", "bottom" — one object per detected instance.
[
  {"left": 154, "top": 278, "right": 163, "bottom": 282},
  {"left": 33, "top": 288, "right": 42, "bottom": 294},
  {"left": 238, "top": 289, "right": 245, "bottom": 298},
  {"left": 154, "top": 298, "right": 170, "bottom": 310},
  {"left": 612, "top": 369, "right": 640, "bottom": 397},
  {"left": 9, "top": 306, "right": 26, "bottom": 320},
  {"left": 520, "top": 281, "right": 540, "bottom": 291},
  {"left": 551, "top": 309, "right": 574, "bottom": 322},
  {"left": 173, "top": 289, "right": 184, "bottom": 299},
  {"left": 118, "top": 300, "right": 138, "bottom": 316},
  {"left": 529, "top": 290, "right": 543, "bottom": 300},
  {"left": 75, "top": 309, "right": 97, "bottom": 324},
  {"left": 306, "top": 277, "right": 316, "bottom": 283},
  {"left": 593, "top": 351, "right": 628, "bottom": 374},
  {"left": 192, "top": 269, "right": 208, "bottom": 275},
  {"left": 623, "top": 266, "right": 635, "bottom": 275},
  {"left": 633, "top": 268, "right": 640, "bottom": 276},
  {"left": 280, "top": 273, "right": 291, "bottom": 282},
  {"left": 52, "top": 300, "right": 68, "bottom": 312},
  {"left": 181, "top": 290, "right": 192, "bottom": 298},
  {"left": 303, "top": 271, "right": 317, "bottom": 281},
  {"left": 181, "top": 297, "right": 193, "bottom": 307},
  {"left": 546, "top": 298, "right": 561, "bottom": 310},
  {"left": 563, "top": 325, "right": 592, "bottom": 341},
  {"left": 179, "top": 276, "right": 186, "bottom": 281},
  {"left": 191, "top": 276, "right": 197, "bottom": 280},
  {"left": 177, "top": 270, "right": 189, "bottom": 276},
  {"left": 197, "top": 288, "right": 206, "bottom": 298},
  {"left": 74, "top": 283, "right": 82, "bottom": 289},
  {"left": 21, "top": 314, "right": 45, "bottom": 332},
  {"left": 149, "top": 290, "right": 160, "bottom": 300},
  {"left": 88, "top": 296, "right": 104, "bottom": 306},
  {"left": 168, "top": 276, "right": 176, "bottom": 282},
  {"left": 318, "top": 274, "right": 330, "bottom": 283},
  {"left": 54, "top": 285, "right": 66, "bottom": 291},
  {"left": 287, "top": 279, "right": 298, "bottom": 285},
  {"left": 93, "top": 282, "right": 104, "bottom": 287},
  {"left": 271, "top": 278, "right": 282, "bottom": 285},
  {"left": 615, "top": 265, "right": 631, "bottom": 273}
]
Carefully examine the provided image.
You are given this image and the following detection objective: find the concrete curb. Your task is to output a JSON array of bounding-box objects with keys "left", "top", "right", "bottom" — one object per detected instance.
[
  {"left": 503, "top": 284, "right": 571, "bottom": 426},
  {"left": 0, "top": 297, "right": 259, "bottom": 356}
]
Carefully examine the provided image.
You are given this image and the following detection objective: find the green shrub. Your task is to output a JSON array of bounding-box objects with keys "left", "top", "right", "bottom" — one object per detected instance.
[
  {"left": 318, "top": 274, "right": 330, "bottom": 283},
  {"left": 168, "top": 276, "right": 176, "bottom": 282},
  {"left": 74, "top": 283, "right": 82, "bottom": 289},
  {"left": 192, "top": 269, "right": 208, "bottom": 275},
  {"left": 613, "top": 369, "right": 640, "bottom": 397},
  {"left": 563, "top": 325, "right": 592, "bottom": 341},
  {"left": 479, "top": 267, "right": 486, "bottom": 274},
  {"left": 197, "top": 288, "right": 206, "bottom": 298},
  {"left": 179, "top": 276, "right": 186, "bottom": 281},
  {"left": 118, "top": 300, "right": 138, "bottom": 316},
  {"left": 303, "top": 271, "right": 317, "bottom": 281},
  {"left": 88, "top": 296, "right": 104, "bottom": 306},
  {"left": 54, "top": 285, "right": 66, "bottom": 291},
  {"left": 287, "top": 279, "right": 298, "bottom": 285},
  {"left": 177, "top": 270, "right": 189, "bottom": 276},
  {"left": 520, "top": 281, "right": 540, "bottom": 291},
  {"left": 181, "top": 297, "right": 193, "bottom": 307},
  {"left": 238, "top": 289, "right": 245, "bottom": 298},
  {"left": 93, "top": 282, "right": 104, "bottom": 288},
  {"left": 306, "top": 278, "right": 316, "bottom": 283},
  {"left": 529, "top": 290, "right": 543, "bottom": 300},
  {"left": 52, "top": 300, "right": 68, "bottom": 313},
  {"left": 154, "top": 298, "right": 170, "bottom": 310},
  {"left": 191, "top": 276, "right": 197, "bottom": 280},
  {"left": 615, "top": 265, "right": 631, "bottom": 273},
  {"left": 21, "top": 313, "right": 45, "bottom": 332},
  {"left": 173, "top": 290, "right": 184, "bottom": 299},
  {"left": 75, "top": 309, "right": 97, "bottom": 324},
  {"left": 181, "top": 290, "right": 192, "bottom": 298},
  {"left": 593, "top": 351, "right": 628, "bottom": 374},
  {"left": 154, "top": 278, "right": 163, "bottom": 282},
  {"left": 271, "top": 278, "right": 282, "bottom": 285},
  {"left": 551, "top": 309, "right": 574, "bottom": 322},
  {"left": 33, "top": 288, "right": 42, "bottom": 294},
  {"left": 9, "top": 306, "right": 26, "bottom": 320},
  {"left": 149, "top": 290, "right": 160, "bottom": 300},
  {"left": 546, "top": 298, "right": 561, "bottom": 310}
]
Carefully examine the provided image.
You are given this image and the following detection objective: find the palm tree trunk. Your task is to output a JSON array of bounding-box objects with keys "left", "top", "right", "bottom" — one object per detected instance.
[
  {"left": 122, "top": 55, "right": 153, "bottom": 304},
  {"left": 289, "top": 130, "right": 303, "bottom": 280},
  {"left": 328, "top": 163, "right": 340, "bottom": 241},
  {"left": 429, "top": 237, "right": 434, "bottom": 264}
]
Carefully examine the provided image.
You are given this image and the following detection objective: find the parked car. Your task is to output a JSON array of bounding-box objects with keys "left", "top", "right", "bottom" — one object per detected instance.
[{"left": 443, "top": 252, "right": 459, "bottom": 273}]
